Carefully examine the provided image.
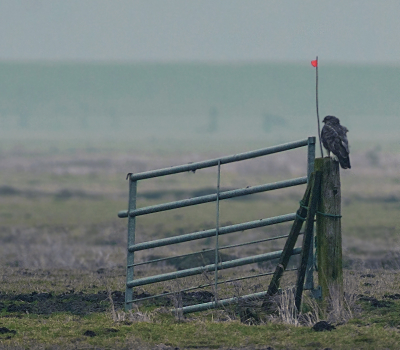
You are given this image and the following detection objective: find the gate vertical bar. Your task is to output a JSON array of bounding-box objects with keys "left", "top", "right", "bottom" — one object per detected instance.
[
  {"left": 125, "top": 177, "right": 137, "bottom": 310},
  {"left": 305, "top": 136, "right": 316, "bottom": 290},
  {"left": 214, "top": 160, "right": 221, "bottom": 305}
]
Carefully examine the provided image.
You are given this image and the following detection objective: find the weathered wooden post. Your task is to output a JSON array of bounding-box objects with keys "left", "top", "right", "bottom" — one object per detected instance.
[{"left": 314, "top": 158, "right": 343, "bottom": 307}]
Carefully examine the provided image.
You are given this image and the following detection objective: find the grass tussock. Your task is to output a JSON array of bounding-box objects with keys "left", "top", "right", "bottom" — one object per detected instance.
[{"left": 269, "top": 276, "right": 359, "bottom": 328}]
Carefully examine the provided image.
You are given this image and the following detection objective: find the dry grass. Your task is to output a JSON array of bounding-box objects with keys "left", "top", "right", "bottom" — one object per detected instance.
[{"left": 111, "top": 304, "right": 153, "bottom": 324}]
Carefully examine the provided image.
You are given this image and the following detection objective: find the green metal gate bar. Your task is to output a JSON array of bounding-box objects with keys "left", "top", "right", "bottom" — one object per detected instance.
[
  {"left": 118, "top": 176, "right": 307, "bottom": 218},
  {"left": 180, "top": 289, "right": 281, "bottom": 314},
  {"left": 131, "top": 232, "right": 292, "bottom": 267},
  {"left": 128, "top": 267, "right": 299, "bottom": 305},
  {"left": 127, "top": 247, "right": 302, "bottom": 288},
  {"left": 119, "top": 137, "right": 316, "bottom": 312},
  {"left": 128, "top": 213, "right": 296, "bottom": 252},
  {"left": 126, "top": 138, "right": 311, "bottom": 181}
]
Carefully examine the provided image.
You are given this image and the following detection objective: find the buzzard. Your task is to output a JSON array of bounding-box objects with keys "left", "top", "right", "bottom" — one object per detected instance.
[{"left": 321, "top": 115, "right": 351, "bottom": 169}]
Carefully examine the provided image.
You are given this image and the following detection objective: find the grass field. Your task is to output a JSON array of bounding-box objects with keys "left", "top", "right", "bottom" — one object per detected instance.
[
  {"left": 1, "top": 61, "right": 400, "bottom": 348},
  {"left": 0, "top": 135, "right": 399, "bottom": 349}
]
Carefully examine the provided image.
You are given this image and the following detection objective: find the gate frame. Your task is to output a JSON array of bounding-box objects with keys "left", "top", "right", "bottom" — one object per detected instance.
[{"left": 119, "top": 137, "right": 316, "bottom": 312}]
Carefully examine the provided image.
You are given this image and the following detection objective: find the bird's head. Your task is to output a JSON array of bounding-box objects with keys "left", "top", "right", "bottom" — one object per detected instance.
[{"left": 322, "top": 115, "right": 340, "bottom": 124}]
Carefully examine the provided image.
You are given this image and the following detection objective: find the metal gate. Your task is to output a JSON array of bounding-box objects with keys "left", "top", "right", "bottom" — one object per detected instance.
[{"left": 118, "top": 137, "right": 316, "bottom": 313}]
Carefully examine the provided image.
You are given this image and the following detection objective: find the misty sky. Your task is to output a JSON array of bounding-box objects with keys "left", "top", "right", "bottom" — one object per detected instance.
[{"left": 1, "top": 0, "right": 400, "bottom": 64}]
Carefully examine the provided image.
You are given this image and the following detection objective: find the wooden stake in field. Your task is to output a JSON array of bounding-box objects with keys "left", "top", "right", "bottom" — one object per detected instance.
[{"left": 314, "top": 158, "right": 343, "bottom": 306}]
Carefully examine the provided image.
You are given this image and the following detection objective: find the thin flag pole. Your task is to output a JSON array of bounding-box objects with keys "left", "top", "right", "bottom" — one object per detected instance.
[{"left": 313, "top": 56, "right": 324, "bottom": 158}]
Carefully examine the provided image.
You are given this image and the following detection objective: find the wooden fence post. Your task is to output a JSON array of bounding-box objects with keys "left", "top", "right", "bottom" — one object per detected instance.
[{"left": 314, "top": 158, "right": 343, "bottom": 306}]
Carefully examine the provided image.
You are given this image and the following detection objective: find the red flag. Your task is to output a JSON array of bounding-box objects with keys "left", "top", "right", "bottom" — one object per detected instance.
[{"left": 311, "top": 59, "right": 318, "bottom": 67}]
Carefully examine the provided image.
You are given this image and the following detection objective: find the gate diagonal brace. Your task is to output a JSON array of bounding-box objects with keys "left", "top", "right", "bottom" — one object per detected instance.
[
  {"left": 263, "top": 172, "right": 316, "bottom": 308},
  {"left": 295, "top": 171, "right": 322, "bottom": 312}
]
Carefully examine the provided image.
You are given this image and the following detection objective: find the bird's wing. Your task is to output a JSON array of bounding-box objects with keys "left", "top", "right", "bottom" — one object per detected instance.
[
  {"left": 322, "top": 125, "right": 349, "bottom": 159},
  {"left": 321, "top": 125, "right": 333, "bottom": 151},
  {"left": 341, "top": 139, "right": 349, "bottom": 155},
  {"left": 321, "top": 124, "right": 338, "bottom": 152}
]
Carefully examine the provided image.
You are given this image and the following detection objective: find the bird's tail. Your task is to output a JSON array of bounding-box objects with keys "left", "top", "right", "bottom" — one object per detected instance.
[{"left": 339, "top": 157, "right": 351, "bottom": 169}]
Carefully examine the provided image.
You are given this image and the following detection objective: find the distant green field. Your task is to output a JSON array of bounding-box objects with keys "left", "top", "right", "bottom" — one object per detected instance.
[{"left": 0, "top": 61, "right": 399, "bottom": 145}]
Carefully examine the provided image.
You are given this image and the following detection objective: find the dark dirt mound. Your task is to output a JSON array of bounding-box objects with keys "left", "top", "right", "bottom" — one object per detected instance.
[
  {"left": 0, "top": 327, "right": 17, "bottom": 340},
  {"left": 0, "top": 289, "right": 219, "bottom": 315},
  {"left": 83, "top": 330, "right": 96, "bottom": 337},
  {"left": 358, "top": 295, "right": 394, "bottom": 308},
  {"left": 0, "top": 290, "right": 129, "bottom": 315},
  {"left": 0, "top": 327, "right": 17, "bottom": 335},
  {"left": 312, "top": 321, "right": 336, "bottom": 332},
  {"left": 383, "top": 293, "right": 400, "bottom": 300}
]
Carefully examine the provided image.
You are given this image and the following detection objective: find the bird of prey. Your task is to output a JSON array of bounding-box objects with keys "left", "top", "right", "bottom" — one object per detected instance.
[{"left": 321, "top": 115, "right": 351, "bottom": 169}]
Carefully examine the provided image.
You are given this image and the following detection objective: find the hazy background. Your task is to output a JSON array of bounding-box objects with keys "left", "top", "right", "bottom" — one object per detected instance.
[
  {"left": 0, "top": 1, "right": 399, "bottom": 271},
  {"left": 0, "top": 0, "right": 399, "bottom": 148}
]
